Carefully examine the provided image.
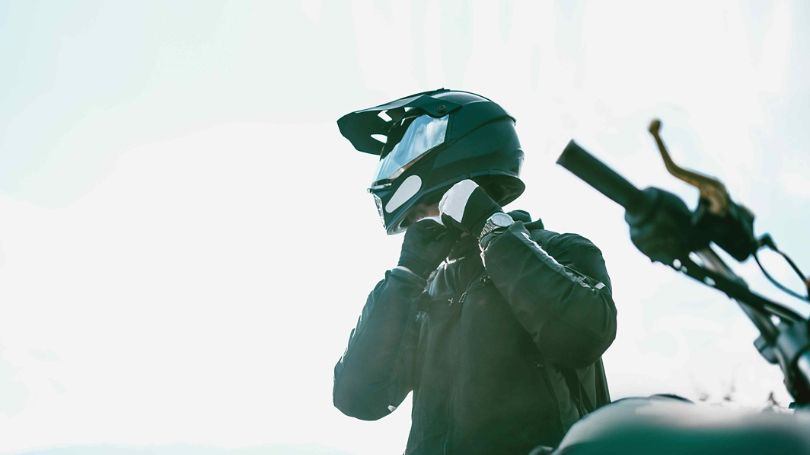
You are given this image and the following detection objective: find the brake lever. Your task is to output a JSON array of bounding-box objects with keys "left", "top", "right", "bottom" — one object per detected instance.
[
  {"left": 648, "top": 119, "right": 731, "bottom": 215},
  {"left": 648, "top": 120, "right": 758, "bottom": 261}
]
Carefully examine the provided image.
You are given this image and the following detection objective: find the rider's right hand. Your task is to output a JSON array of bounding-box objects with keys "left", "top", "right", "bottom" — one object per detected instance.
[{"left": 397, "top": 219, "right": 458, "bottom": 279}]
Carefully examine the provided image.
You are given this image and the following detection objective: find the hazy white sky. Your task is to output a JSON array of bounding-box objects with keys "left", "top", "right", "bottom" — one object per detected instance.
[{"left": 0, "top": 1, "right": 808, "bottom": 454}]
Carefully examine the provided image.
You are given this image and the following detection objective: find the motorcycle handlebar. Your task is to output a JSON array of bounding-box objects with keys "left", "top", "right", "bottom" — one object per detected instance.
[
  {"left": 557, "top": 138, "right": 810, "bottom": 405},
  {"left": 557, "top": 140, "right": 647, "bottom": 215}
]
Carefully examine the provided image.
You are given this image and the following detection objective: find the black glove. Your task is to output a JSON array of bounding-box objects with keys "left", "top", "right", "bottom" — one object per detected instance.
[
  {"left": 438, "top": 179, "right": 502, "bottom": 236},
  {"left": 627, "top": 188, "right": 696, "bottom": 266},
  {"left": 397, "top": 218, "right": 458, "bottom": 278}
]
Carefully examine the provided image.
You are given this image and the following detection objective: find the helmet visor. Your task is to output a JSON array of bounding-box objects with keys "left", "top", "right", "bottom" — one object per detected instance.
[{"left": 373, "top": 114, "right": 448, "bottom": 182}]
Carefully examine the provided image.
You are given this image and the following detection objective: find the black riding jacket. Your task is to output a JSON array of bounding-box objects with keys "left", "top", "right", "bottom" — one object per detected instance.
[{"left": 333, "top": 215, "right": 617, "bottom": 455}]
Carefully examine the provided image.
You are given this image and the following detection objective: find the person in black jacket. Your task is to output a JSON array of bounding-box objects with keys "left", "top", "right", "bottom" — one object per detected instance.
[{"left": 334, "top": 89, "right": 617, "bottom": 455}]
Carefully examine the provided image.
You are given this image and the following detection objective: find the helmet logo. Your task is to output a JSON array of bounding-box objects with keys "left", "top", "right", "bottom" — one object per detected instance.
[{"left": 384, "top": 175, "right": 422, "bottom": 213}]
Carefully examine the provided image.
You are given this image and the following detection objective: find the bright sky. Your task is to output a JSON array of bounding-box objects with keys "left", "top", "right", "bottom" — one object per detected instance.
[{"left": 0, "top": 1, "right": 808, "bottom": 454}]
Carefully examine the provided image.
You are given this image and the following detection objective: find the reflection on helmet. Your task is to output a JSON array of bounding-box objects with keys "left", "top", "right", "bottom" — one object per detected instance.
[
  {"left": 373, "top": 114, "right": 448, "bottom": 182},
  {"left": 338, "top": 88, "right": 525, "bottom": 234}
]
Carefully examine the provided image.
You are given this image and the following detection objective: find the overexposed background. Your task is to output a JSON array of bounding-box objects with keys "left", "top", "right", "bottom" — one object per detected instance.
[{"left": 1, "top": 1, "right": 808, "bottom": 454}]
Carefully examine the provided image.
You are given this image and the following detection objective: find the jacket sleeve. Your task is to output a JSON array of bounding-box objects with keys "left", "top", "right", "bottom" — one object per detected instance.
[
  {"left": 332, "top": 267, "right": 424, "bottom": 420},
  {"left": 482, "top": 222, "right": 617, "bottom": 369}
]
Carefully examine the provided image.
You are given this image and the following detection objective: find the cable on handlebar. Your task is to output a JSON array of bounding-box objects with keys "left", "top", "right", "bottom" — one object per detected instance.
[{"left": 754, "top": 235, "right": 810, "bottom": 302}]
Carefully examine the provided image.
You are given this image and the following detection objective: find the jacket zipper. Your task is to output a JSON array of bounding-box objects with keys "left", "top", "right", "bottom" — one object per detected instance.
[{"left": 452, "top": 273, "right": 489, "bottom": 307}]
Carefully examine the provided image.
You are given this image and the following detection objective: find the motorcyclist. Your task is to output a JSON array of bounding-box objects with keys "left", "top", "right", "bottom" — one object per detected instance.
[{"left": 333, "top": 89, "right": 617, "bottom": 454}]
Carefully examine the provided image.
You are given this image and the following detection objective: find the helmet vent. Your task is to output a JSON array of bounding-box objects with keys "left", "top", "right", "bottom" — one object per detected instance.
[
  {"left": 377, "top": 110, "right": 392, "bottom": 122},
  {"left": 371, "top": 134, "right": 387, "bottom": 144}
]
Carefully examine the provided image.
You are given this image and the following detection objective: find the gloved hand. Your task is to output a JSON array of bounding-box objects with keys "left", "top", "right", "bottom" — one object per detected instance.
[
  {"left": 438, "top": 179, "right": 502, "bottom": 236},
  {"left": 627, "top": 188, "right": 695, "bottom": 266},
  {"left": 397, "top": 218, "right": 459, "bottom": 278}
]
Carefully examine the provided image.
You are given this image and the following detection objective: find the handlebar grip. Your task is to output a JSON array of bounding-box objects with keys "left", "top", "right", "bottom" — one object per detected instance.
[{"left": 557, "top": 140, "right": 647, "bottom": 214}]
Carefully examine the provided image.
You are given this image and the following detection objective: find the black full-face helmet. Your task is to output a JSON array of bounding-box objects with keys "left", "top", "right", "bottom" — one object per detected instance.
[{"left": 338, "top": 88, "right": 525, "bottom": 234}]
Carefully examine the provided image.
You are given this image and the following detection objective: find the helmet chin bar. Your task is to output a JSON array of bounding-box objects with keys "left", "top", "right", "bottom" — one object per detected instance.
[{"left": 372, "top": 194, "right": 386, "bottom": 229}]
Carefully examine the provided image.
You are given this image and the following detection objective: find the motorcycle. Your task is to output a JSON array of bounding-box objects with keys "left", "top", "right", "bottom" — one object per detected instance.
[{"left": 538, "top": 120, "right": 810, "bottom": 454}]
